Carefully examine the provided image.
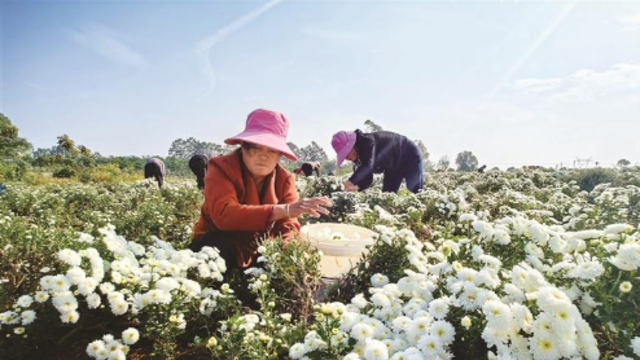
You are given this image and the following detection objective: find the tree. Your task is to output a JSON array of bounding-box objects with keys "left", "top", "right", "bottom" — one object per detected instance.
[
  {"left": 413, "top": 139, "right": 430, "bottom": 166},
  {"left": 455, "top": 151, "right": 479, "bottom": 172},
  {"left": 284, "top": 142, "right": 301, "bottom": 164},
  {"left": 0, "top": 113, "right": 32, "bottom": 159},
  {"left": 57, "top": 134, "right": 80, "bottom": 156},
  {"left": 298, "top": 141, "right": 328, "bottom": 163},
  {"left": 617, "top": 159, "right": 631, "bottom": 168},
  {"left": 287, "top": 142, "right": 301, "bottom": 157},
  {"left": 364, "top": 119, "right": 383, "bottom": 132},
  {"left": 78, "top": 145, "right": 92, "bottom": 157},
  {"left": 437, "top": 156, "right": 450, "bottom": 171},
  {"left": 168, "top": 137, "right": 224, "bottom": 159}
]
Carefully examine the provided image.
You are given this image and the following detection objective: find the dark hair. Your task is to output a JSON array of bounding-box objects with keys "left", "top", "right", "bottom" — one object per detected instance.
[
  {"left": 241, "top": 142, "right": 254, "bottom": 151},
  {"left": 301, "top": 163, "right": 313, "bottom": 176}
]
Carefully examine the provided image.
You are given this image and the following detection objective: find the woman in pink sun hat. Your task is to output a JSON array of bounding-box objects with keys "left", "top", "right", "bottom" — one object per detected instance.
[
  {"left": 331, "top": 128, "right": 424, "bottom": 194},
  {"left": 190, "top": 109, "right": 332, "bottom": 270}
]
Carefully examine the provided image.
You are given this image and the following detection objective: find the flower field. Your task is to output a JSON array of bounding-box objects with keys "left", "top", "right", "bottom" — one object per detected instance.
[{"left": 1, "top": 169, "right": 639, "bottom": 360}]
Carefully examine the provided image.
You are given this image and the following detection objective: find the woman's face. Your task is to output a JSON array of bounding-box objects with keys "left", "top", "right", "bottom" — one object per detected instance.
[
  {"left": 241, "top": 143, "right": 282, "bottom": 178},
  {"left": 346, "top": 147, "right": 358, "bottom": 162}
]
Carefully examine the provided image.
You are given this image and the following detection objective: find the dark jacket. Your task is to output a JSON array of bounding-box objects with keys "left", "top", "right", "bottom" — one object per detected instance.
[{"left": 349, "top": 129, "right": 410, "bottom": 190}]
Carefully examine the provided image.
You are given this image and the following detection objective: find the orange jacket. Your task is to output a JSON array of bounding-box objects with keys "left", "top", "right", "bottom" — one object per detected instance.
[{"left": 193, "top": 150, "right": 301, "bottom": 267}]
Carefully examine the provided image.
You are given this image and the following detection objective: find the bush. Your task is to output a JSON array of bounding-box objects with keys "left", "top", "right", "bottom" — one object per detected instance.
[
  {"left": 573, "top": 168, "right": 619, "bottom": 192},
  {"left": 78, "top": 164, "right": 142, "bottom": 184},
  {"left": 0, "top": 160, "right": 30, "bottom": 182},
  {"left": 52, "top": 166, "right": 77, "bottom": 179}
]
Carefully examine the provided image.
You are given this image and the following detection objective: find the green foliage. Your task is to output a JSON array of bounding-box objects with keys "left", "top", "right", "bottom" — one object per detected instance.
[
  {"left": 572, "top": 168, "right": 619, "bottom": 192},
  {"left": 328, "top": 230, "right": 412, "bottom": 303},
  {"left": 0, "top": 113, "right": 32, "bottom": 159},
  {"left": 52, "top": 166, "right": 77, "bottom": 178}
]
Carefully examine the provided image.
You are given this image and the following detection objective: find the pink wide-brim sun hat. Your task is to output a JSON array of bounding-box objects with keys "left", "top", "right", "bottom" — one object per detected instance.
[
  {"left": 225, "top": 108, "right": 298, "bottom": 161},
  {"left": 332, "top": 130, "right": 357, "bottom": 166}
]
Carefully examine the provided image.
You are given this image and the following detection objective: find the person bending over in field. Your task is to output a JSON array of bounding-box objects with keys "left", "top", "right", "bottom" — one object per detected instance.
[
  {"left": 189, "top": 154, "right": 210, "bottom": 190},
  {"left": 331, "top": 129, "right": 424, "bottom": 194},
  {"left": 144, "top": 157, "right": 166, "bottom": 188},
  {"left": 294, "top": 162, "right": 321, "bottom": 177}
]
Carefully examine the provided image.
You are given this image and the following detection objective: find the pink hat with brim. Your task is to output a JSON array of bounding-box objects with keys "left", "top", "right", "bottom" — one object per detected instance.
[
  {"left": 225, "top": 109, "right": 298, "bottom": 161},
  {"left": 332, "top": 130, "right": 357, "bottom": 166}
]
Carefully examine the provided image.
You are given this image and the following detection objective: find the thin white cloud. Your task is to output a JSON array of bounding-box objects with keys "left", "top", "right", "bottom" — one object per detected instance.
[
  {"left": 301, "top": 27, "right": 369, "bottom": 43},
  {"left": 511, "top": 63, "right": 640, "bottom": 102},
  {"left": 509, "top": 78, "right": 563, "bottom": 93},
  {"left": 71, "top": 24, "right": 147, "bottom": 68},
  {"left": 620, "top": 12, "right": 640, "bottom": 32},
  {"left": 195, "top": 0, "right": 283, "bottom": 100}
]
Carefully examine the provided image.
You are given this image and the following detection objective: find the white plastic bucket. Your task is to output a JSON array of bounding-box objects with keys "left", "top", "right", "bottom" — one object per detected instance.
[{"left": 300, "top": 223, "right": 378, "bottom": 277}]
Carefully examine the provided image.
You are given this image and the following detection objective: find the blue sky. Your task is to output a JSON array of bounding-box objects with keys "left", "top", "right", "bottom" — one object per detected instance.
[{"left": 2, "top": 0, "right": 639, "bottom": 168}]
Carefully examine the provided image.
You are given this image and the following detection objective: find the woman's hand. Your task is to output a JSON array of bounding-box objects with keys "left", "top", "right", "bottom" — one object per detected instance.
[
  {"left": 288, "top": 197, "right": 333, "bottom": 218},
  {"left": 270, "top": 197, "right": 333, "bottom": 221},
  {"left": 343, "top": 180, "right": 359, "bottom": 192}
]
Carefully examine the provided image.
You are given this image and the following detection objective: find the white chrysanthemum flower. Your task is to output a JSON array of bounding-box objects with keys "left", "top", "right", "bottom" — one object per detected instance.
[
  {"left": 461, "top": 316, "right": 472, "bottom": 329},
  {"left": 567, "top": 260, "right": 604, "bottom": 280},
  {"left": 34, "top": 291, "right": 49, "bottom": 303},
  {"left": 58, "top": 248, "right": 82, "bottom": 267},
  {"left": 429, "top": 320, "right": 455, "bottom": 345},
  {"left": 78, "top": 278, "right": 99, "bottom": 297},
  {"left": 180, "top": 279, "right": 202, "bottom": 298},
  {"left": 364, "top": 339, "right": 389, "bottom": 360},
  {"left": 371, "top": 274, "right": 390, "bottom": 288},
  {"left": 53, "top": 292, "right": 79, "bottom": 313},
  {"left": 603, "top": 224, "right": 633, "bottom": 235},
  {"left": 21, "top": 310, "right": 36, "bottom": 325},
  {"left": 122, "top": 327, "right": 140, "bottom": 345},
  {"left": 108, "top": 349, "right": 126, "bottom": 360},
  {"left": 459, "top": 213, "right": 478, "bottom": 222},
  {"left": 87, "top": 293, "right": 102, "bottom": 309},
  {"left": 110, "top": 300, "right": 129, "bottom": 316},
  {"left": 0, "top": 311, "right": 20, "bottom": 325},
  {"left": 483, "top": 300, "right": 511, "bottom": 326},
  {"left": 155, "top": 277, "right": 180, "bottom": 292},
  {"left": 371, "top": 293, "right": 391, "bottom": 308},
  {"left": 351, "top": 323, "right": 375, "bottom": 342},
  {"left": 428, "top": 298, "right": 450, "bottom": 320},
  {"left": 60, "top": 310, "right": 80, "bottom": 324},
  {"left": 51, "top": 275, "right": 71, "bottom": 292},
  {"left": 610, "top": 243, "right": 640, "bottom": 271},
  {"left": 86, "top": 340, "right": 106, "bottom": 358},
  {"left": 417, "top": 334, "right": 442, "bottom": 355},
  {"left": 391, "top": 316, "right": 412, "bottom": 333},
  {"left": 529, "top": 223, "right": 549, "bottom": 245},
  {"left": 344, "top": 353, "right": 361, "bottom": 360},
  {"left": 99, "top": 282, "right": 116, "bottom": 295},
  {"left": 66, "top": 267, "right": 87, "bottom": 285},
  {"left": 571, "top": 230, "right": 604, "bottom": 240},
  {"left": 619, "top": 281, "right": 632, "bottom": 293},
  {"left": 17, "top": 295, "right": 34, "bottom": 308},
  {"left": 288, "top": 343, "right": 306, "bottom": 359},
  {"left": 530, "top": 335, "right": 561, "bottom": 360},
  {"left": 493, "top": 227, "right": 511, "bottom": 245},
  {"left": 472, "top": 220, "right": 494, "bottom": 240}
]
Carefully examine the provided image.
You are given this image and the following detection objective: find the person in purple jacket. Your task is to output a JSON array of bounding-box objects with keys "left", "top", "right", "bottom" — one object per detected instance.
[
  {"left": 144, "top": 157, "right": 166, "bottom": 188},
  {"left": 331, "top": 129, "right": 424, "bottom": 194}
]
